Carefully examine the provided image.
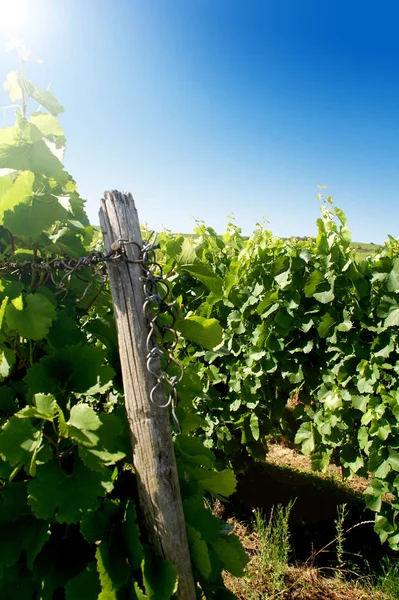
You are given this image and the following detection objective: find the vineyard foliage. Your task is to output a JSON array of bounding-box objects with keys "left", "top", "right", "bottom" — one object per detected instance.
[
  {"left": 165, "top": 204, "right": 399, "bottom": 549},
  {"left": 0, "top": 55, "right": 247, "bottom": 598}
]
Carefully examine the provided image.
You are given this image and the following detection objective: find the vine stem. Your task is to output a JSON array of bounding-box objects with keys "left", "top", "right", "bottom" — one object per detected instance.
[{"left": 19, "top": 50, "right": 27, "bottom": 118}]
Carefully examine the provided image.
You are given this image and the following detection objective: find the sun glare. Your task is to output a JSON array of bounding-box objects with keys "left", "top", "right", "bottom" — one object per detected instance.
[{"left": 0, "top": 0, "right": 28, "bottom": 30}]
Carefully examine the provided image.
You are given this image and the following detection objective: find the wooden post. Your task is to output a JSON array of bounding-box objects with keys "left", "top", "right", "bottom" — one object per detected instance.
[{"left": 99, "top": 191, "right": 196, "bottom": 600}]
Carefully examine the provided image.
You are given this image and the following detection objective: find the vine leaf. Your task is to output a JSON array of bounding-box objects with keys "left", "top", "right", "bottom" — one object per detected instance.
[
  {"left": 23, "top": 77, "right": 65, "bottom": 116},
  {"left": 65, "top": 562, "right": 101, "bottom": 600},
  {"left": 180, "top": 264, "right": 223, "bottom": 298},
  {"left": 176, "top": 316, "right": 223, "bottom": 350},
  {"left": 194, "top": 468, "right": 237, "bottom": 499},
  {"left": 6, "top": 292, "right": 57, "bottom": 341},
  {"left": 0, "top": 346, "right": 15, "bottom": 380},
  {"left": 3, "top": 71, "right": 22, "bottom": 102},
  {"left": 211, "top": 534, "right": 248, "bottom": 577},
  {"left": 96, "top": 539, "right": 130, "bottom": 599},
  {"left": 0, "top": 416, "right": 42, "bottom": 467},
  {"left": 0, "top": 517, "right": 49, "bottom": 569},
  {"left": 0, "top": 122, "right": 66, "bottom": 181},
  {"left": 0, "top": 170, "right": 35, "bottom": 223},
  {"left": 28, "top": 458, "right": 113, "bottom": 523},
  {"left": 24, "top": 345, "right": 115, "bottom": 398},
  {"left": 141, "top": 546, "right": 178, "bottom": 600},
  {"left": 123, "top": 500, "right": 143, "bottom": 572},
  {"left": 67, "top": 404, "right": 102, "bottom": 446},
  {"left": 80, "top": 499, "right": 120, "bottom": 544},
  {"left": 186, "top": 524, "right": 212, "bottom": 579},
  {"left": 78, "top": 413, "right": 127, "bottom": 472}
]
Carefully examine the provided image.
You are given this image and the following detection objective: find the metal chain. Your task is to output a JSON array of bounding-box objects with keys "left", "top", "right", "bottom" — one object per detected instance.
[
  {"left": 140, "top": 232, "right": 183, "bottom": 433},
  {"left": 0, "top": 251, "right": 114, "bottom": 300},
  {"left": 0, "top": 236, "right": 183, "bottom": 430}
]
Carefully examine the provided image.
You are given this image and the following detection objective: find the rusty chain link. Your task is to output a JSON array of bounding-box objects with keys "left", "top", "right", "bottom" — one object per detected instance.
[
  {"left": 0, "top": 235, "right": 183, "bottom": 431},
  {"left": 140, "top": 232, "right": 183, "bottom": 432}
]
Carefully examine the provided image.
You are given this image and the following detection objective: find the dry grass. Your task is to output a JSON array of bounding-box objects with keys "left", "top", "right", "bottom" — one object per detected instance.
[
  {"left": 265, "top": 440, "right": 370, "bottom": 495},
  {"left": 222, "top": 519, "right": 390, "bottom": 600}
]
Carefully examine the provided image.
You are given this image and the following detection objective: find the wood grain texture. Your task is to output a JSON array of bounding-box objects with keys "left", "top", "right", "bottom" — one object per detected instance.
[{"left": 99, "top": 190, "right": 196, "bottom": 599}]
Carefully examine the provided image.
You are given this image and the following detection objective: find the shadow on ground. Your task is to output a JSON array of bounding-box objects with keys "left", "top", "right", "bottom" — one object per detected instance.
[{"left": 226, "top": 460, "right": 389, "bottom": 572}]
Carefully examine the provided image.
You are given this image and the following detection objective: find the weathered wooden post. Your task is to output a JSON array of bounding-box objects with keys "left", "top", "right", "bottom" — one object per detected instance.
[{"left": 99, "top": 191, "right": 196, "bottom": 599}]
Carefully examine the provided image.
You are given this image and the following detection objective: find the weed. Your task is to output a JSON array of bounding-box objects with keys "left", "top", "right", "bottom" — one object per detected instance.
[
  {"left": 376, "top": 557, "right": 399, "bottom": 599},
  {"left": 334, "top": 503, "right": 347, "bottom": 576},
  {"left": 252, "top": 502, "right": 293, "bottom": 597}
]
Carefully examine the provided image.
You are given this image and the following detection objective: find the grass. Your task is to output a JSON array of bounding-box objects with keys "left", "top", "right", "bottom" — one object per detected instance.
[
  {"left": 376, "top": 557, "right": 399, "bottom": 599},
  {"left": 351, "top": 241, "right": 381, "bottom": 262},
  {"left": 222, "top": 501, "right": 399, "bottom": 600}
]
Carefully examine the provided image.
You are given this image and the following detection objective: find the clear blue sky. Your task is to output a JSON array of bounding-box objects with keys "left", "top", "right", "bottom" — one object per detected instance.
[{"left": 0, "top": 0, "right": 398, "bottom": 243}]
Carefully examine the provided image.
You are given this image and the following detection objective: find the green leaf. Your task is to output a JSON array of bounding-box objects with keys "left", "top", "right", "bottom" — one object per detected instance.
[
  {"left": 195, "top": 468, "right": 237, "bottom": 498},
  {"left": 96, "top": 541, "right": 128, "bottom": 600},
  {"left": 321, "top": 390, "right": 342, "bottom": 411},
  {"left": 358, "top": 427, "right": 369, "bottom": 450},
  {"left": 46, "top": 315, "right": 86, "bottom": 349},
  {"left": 249, "top": 413, "right": 259, "bottom": 441},
  {"left": 0, "top": 297, "right": 8, "bottom": 330},
  {"left": 0, "top": 416, "right": 42, "bottom": 467},
  {"left": 0, "top": 517, "right": 49, "bottom": 569},
  {"left": 334, "top": 207, "right": 347, "bottom": 226},
  {"left": 294, "top": 422, "right": 315, "bottom": 455},
  {"left": 23, "top": 79, "right": 65, "bottom": 116},
  {"left": 67, "top": 403, "right": 102, "bottom": 446},
  {"left": 304, "top": 269, "right": 325, "bottom": 297},
  {"left": 28, "top": 458, "right": 113, "bottom": 523},
  {"left": 385, "top": 308, "right": 399, "bottom": 328},
  {"left": 186, "top": 524, "right": 212, "bottom": 579},
  {"left": 211, "top": 534, "right": 248, "bottom": 577},
  {"left": 0, "top": 346, "right": 15, "bottom": 380},
  {"left": 80, "top": 499, "right": 120, "bottom": 543},
  {"left": 316, "top": 227, "right": 329, "bottom": 254},
  {"left": 374, "top": 515, "right": 395, "bottom": 544},
  {"left": 3, "top": 71, "right": 22, "bottom": 102},
  {"left": 132, "top": 583, "right": 149, "bottom": 600},
  {"left": 175, "top": 237, "right": 198, "bottom": 264},
  {"left": 176, "top": 316, "right": 223, "bottom": 350},
  {"left": 0, "top": 124, "right": 66, "bottom": 181},
  {"left": 180, "top": 264, "right": 223, "bottom": 298},
  {"left": 341, "top": 226, "right": 352, "bottom": 243},
  {"left": 78, "top": 413, "right": 127, "bottom": 471},
  {"left": 142, "top": 546, "right": 178, "bottom": 600},
  {"left": 311, "top": 450, "right": 331, "bottom": 471},
  {"left": 24, "top": 345, "right": 115, "bottom": 398},
  {"left": 6, "top": 292, "right": 57, "bottom": 341},
  {"left": 274, "top": 269, "right": 291, "bottom": 288},
  {"left": 180, "top": 413, "right": 208, "bottom": 434},
  {"left": 0, "top": 170, "right": 34, "bottom": 223},
  {"left": 123, "top": 500, "right": 143, "bottom": 571},
  {"left": 387, "top": 258, "right": 399, "bottom": 292},
  {"left": 313, "top": 288, "right": 334, "bottom": 304},
  {"left": 175, "top": 435, "right": 215, "bottom": 467},
  {"left": 183, "top": 495, "right": 225, "bottom": 542},
  {"left": 0, "top": 386, "right": 17, "bottom": 412},
  {"left": 340, "top": 444, "right": 364, "bottom": 473},
  {"left": 0, "top": 483, "right": 32, "bottom": 528},
  {"left": 18, "top": 393, "right": 59, "bottom": 421},
  {"left": 3, "top": 188, "right": 69, "bottom": 239},
  {"left": 352, "top": 395, "right": 368, "bottom": 413},
  {"left": 30, "top": 112, "right": 65, "bottom": 140},
  {"left": 66, "top": 563, "right": 101, "bottom": 600},
  {"left": 388, "top": 450, "right": 399, "bottom": 472},
  {"left": 317, "top": 313, "right": 336, "bottom": 338},
  {"left": 364, "top": 478, "right": 386, "bottom": 512}
]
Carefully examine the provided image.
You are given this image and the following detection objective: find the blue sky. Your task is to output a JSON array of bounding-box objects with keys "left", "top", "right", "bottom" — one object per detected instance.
[{"left": 0, "top": 0, "right": 398, "bottom": 243}]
